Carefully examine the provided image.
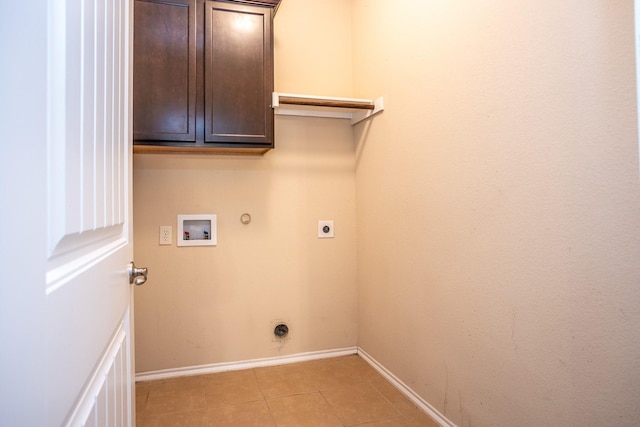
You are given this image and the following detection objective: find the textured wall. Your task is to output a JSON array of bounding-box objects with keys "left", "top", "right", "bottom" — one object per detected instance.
[
  {"left": 134, "top": 1, "right": 640, "bottom": 425},
  {"left": 133, "top": 0, "right": 357, "bottom": 372},
  {"left": 352, "top": 1, "right": 640, "bottom": 426},
  {"left": 274, "top": 0, "right": 353, "bottom": 96},
  {"left": 133, "top": 118, "right": 358, "bottom": 371}
]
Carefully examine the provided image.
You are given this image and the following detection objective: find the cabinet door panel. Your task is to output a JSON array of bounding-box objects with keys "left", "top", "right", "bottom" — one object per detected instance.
[
  {"left": 205, "top": 1, "right": 273, "bottom": 146},
  {"left": 134, "top": 0, "right": 196, "bottom": 141}
]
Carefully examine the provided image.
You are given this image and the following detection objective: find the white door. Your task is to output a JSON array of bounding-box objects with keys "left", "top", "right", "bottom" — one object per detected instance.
[{"left": 0, "top": 1, "right": 138, "bottom": 426}]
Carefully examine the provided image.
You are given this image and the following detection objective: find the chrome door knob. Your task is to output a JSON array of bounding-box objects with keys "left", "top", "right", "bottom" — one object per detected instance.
[{"left": 128, "top": 261, "right": 148, "bottom": 286}]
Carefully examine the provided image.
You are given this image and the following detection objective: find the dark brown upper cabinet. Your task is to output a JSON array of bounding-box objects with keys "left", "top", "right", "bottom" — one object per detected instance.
[
  {"left": 133, "top": 0, "right": 197, "bottom": 143},
  {"left": 204, "top": 1, "right": 273, "bottom": 146},
  {"left": 133, "top": 0, "right": 280, "bottom": 155}
]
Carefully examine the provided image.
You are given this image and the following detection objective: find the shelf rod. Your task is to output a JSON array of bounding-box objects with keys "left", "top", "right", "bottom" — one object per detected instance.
[{"left": 277, "top": 96, "right": 375, "bottom": 110}]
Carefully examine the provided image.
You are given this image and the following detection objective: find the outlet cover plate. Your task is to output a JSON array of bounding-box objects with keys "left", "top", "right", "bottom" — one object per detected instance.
[
  {"left": 318, "top": 220, "right": 334, "bottom": 238},
  {"left": 159, "top": 225, "right": 172, "bottom": 245}
]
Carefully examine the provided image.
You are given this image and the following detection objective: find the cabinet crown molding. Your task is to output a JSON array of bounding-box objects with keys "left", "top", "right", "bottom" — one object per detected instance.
[{"left": 219, "top": 0, "right": 282, "bottom": 14}]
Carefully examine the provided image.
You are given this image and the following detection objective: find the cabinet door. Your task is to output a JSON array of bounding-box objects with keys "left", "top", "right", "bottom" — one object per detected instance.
[
  {"left": 134, "top": 0, "right": 196, "bottom": 142},
  {"left": 204, "top": 1, "right": 273, "bottom": 146}
]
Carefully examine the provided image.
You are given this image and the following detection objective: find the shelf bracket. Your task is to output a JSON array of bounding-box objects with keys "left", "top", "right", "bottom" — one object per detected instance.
[{"left": 350, "top": 96, "right": 384, "bottom": 125}]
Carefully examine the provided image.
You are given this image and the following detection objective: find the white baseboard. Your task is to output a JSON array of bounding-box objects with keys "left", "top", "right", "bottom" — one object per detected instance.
[
  {"left": 357, "top": 347, "right": 456, "bottom": 427},
  {"left": 135, "top": 346, "right": 455, "bottom": 427},
  {"left": 135, "top": 347, "right": 358, "bottom": 382}
]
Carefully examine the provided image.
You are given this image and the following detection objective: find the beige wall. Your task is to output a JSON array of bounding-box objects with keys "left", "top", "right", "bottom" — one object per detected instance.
[
  {"left": 135, "top": 0, "right": 640, "bottom": 425},
  {"left": 353, "top": 1, "right": 640, "bottom": 426},
  {"left": 133, "top": 0, "right": 357, "bottom": 372},
  {"left": 274, "top": 0, "right": 353, "bottom": 95}
]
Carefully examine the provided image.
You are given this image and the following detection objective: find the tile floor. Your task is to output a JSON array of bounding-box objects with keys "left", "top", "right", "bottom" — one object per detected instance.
[{"left": 136, "top": 355, "right": 440, "bottom": 427}]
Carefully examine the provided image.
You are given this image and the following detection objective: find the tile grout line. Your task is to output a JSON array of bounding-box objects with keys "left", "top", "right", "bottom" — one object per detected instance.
[{"left": 250, "top": 367, "right": 280, "bottom": 427}]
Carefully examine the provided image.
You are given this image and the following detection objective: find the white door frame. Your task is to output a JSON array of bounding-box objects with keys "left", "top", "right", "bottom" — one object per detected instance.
[{"left": 0, "top": 2, "right": 50, "bottom": 425}]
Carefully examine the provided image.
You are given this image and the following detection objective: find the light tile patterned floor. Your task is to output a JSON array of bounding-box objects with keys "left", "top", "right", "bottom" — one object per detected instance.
[{"left": 136, "top": 355, "right": 440, "bottom": 427}]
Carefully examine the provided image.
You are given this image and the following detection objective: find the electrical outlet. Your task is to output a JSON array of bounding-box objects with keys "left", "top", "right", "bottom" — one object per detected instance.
[
  {"left": 318, "top": 220, "right": 334, "bottom": 238},
  {"left": 159, "top": 225, "right": 172, "bottom": 245}
]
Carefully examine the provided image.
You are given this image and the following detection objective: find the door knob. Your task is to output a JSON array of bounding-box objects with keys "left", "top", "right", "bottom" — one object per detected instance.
[{"left": 128, "top": 261, "right": 148, "bottom": 286}]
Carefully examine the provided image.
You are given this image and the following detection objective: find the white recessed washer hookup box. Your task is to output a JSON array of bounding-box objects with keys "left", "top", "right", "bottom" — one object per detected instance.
[{"left": 177, "top": 214, "right": 217, "bottom": 247}]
